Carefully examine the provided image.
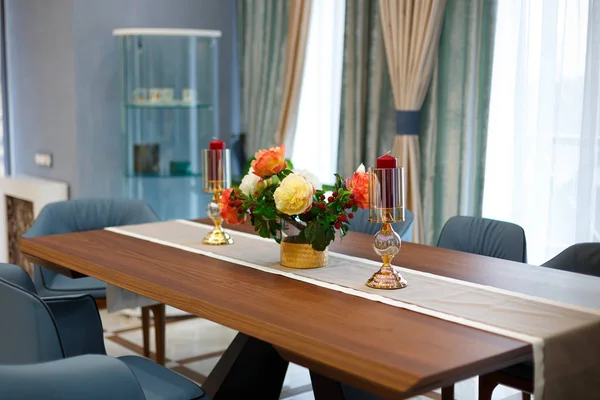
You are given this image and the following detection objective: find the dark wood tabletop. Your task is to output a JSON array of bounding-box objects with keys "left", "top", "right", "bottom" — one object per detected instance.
[{"left": 21, "top": 219, "right": 596, "bottom": 398}]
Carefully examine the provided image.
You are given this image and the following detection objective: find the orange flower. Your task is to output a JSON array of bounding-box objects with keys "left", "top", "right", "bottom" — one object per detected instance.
[
  {"left": 346, "top": 166, "right": 369, "bottom": 209},
  {"left": 251, "top": 145, "right": 288, "bottom": 178},
  {"left": 219, "top": 188, "right": 245, "bottom": 224}
]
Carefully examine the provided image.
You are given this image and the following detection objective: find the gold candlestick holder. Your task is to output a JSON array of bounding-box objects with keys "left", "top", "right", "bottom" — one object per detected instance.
[
  {"left": 366, "top": 167, "right": 407, "bottom": 289},
  {"left": 201, "top": 149, "right": 233, "bottom": 245}
]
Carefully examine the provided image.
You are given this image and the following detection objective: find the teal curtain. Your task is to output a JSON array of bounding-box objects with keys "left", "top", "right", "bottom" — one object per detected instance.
[
  {"left": 238, "top": 0, "right": 290, "bottom": 159},
  {"left": 420, "top": 0, "right": 498, "bottom": 245},
  {"left": 337, "top": 0, "right": 395, "bottom": 178}
]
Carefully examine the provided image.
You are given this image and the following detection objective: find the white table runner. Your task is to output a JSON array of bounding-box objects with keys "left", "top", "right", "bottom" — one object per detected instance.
[{"left": 107, "top": 220, "right": 600, "bottom": 399}]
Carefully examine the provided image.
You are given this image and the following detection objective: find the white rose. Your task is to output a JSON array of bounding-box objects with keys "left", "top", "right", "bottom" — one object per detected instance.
[
  {"left": 293, "top": 169, "right": 322, "bottom": 190},
  {"left": 239, "top": 167, "right": 268, "bottom": 197},
  {"left": 239, "top": 173, "right": 260, "bottom": 196}
]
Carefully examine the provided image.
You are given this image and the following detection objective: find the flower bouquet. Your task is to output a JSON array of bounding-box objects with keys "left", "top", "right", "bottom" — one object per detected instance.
[{"left": 219, "top": 145, "right": 369, "bottom": 268}]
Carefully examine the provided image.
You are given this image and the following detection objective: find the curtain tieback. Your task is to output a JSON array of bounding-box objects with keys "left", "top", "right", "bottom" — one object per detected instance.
[{"left": 396, "top": 110, "right": 420, "bottom": 135}]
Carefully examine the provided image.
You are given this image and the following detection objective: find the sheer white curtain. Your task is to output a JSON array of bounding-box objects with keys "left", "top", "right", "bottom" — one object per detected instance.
[
  {"left": 0, "top": 93, "right": 4, "bottom": 176},
  {"left": 290, "top": 0, "right": 346, "bottom": 184},
  {"left": 483, "top": 0, "right": 600, "bottom": 264}
]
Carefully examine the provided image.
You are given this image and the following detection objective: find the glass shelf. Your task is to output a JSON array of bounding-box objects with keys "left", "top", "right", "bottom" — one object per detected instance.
[
  {"left": 116, "top": 29, "right": 220, "bottom": 220},
  {"left": 126, "top": 101, "right": 212, "bottom": 110},
  {"left": 126, "top": 173, "right": 203, "bottom": 179}
]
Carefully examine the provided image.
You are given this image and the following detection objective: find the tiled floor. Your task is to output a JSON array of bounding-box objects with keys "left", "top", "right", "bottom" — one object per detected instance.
[{"left": 100, "top": 310, "right": 523, "bottom": 400}]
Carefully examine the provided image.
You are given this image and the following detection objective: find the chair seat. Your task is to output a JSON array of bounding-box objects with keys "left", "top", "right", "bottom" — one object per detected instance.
[
  {"left": 119, "top": 355, "right": 206, "bottom": 400},
  {"left": 501, "top": 360, "right": 534, "bottom": 381},
  {"left": 39, "top": 275, "right": 106, "bottom": 299}
]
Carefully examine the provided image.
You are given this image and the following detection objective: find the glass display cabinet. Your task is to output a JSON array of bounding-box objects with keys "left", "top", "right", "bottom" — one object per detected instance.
[{"left": 114, "top": 28, "right": 220, "bottom": 220}]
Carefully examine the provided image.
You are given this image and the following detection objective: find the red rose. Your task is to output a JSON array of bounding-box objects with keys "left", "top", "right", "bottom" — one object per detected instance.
[
  {"left": 219, "top": 188, "right": 245, "bottom": 224},
  {"left": 345, "top": 172, "right": 369, "bottom": 209}
]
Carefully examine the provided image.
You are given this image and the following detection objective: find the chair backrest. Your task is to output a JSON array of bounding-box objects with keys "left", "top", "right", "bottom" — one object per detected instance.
[
  {"left": 0, "top": 263, "right": 37, "bottom": 294},
  {"left": 350, "top": 208, "right": 414, "bottom": 242},
  {"left": 542, "top": 243, "right": 600, "bottom": 276},
  {"left": 0, "top": 265, "right": 64, "bottom": 364},
  {"left": 437, "top": 216, "right": 527, "bottom": 262},
  {"left": 23, "top": 198, "right": 159, "bottom": 291},
  {"left": 0, "top": 355, "right": 146, "bottom": 400}
]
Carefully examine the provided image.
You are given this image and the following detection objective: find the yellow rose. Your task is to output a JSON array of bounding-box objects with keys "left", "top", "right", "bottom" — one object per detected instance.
[{"left": 274, "top": 174, "right": 314, "bottom": 215}]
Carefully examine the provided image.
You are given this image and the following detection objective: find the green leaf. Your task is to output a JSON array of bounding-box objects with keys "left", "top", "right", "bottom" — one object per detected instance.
[
  {"left": 340, "top": 224, "right": 349, "bottom": 237},
  {"left": 258, "top": 223, "right": 270, "bottom": 238},
  {"left": 267, "top": 219, "right": 281, "bottom": 238},
  {"left": 297, "top": 228, "right": 307, "bottom": 242},
  {"left": 303, "top": 222, "right": 317, "bottom": 244},
  {"left": 264, "top": 207, "right": 279, "bottom": 219}
]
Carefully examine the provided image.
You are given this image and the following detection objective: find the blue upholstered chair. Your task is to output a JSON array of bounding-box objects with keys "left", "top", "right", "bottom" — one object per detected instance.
[
  {"left": 0, "top": 263, "right": 206, "bottom": 400},
  {"left": 479, "top": 242, "right": 600, "bottom": 400},
  {"left": 437, "top": 216, "right": 527, "bottom": 262},
  {"left": 349, "top": 208, "right": 414, "bottom": 242},
  {"left": 23, "top": 198, "right": 162, "bottom": 361},
  {"left": 436, "top": 216, "right": 527, "bottom": 400},
  {"left": 0, "top": 355, "right": 147, "bottom": 400},
  {"left": 24, "top": 198, "right": 159, "bottom": 298}
]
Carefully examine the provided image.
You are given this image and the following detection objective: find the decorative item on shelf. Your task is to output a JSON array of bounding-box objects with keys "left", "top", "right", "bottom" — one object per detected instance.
[
  {"left": 182, "top": 88, "right": 197, "bottom": 104},
  {"left": 149, "top": 88, "right": 161, "bottom": 102},
  {"left": 222, "top": 145, "right": 367, "bottom": 269},
  {"left": 132, "top": 88, "right": 147, "bottom": 102},
  {"left": 161, "top": 88, "right": 174, "bottom": 102},
  {"left": 366, "top": 153, "right": 407, "bottom": 290},
  {"left": 149, "top": 88, "right": 174, "bottom": 103},
  {"left": 201, "top": 139, "right": 233, "bottom": 245},
  {"left": 134, "top": 144, "right": 160, "bottom": 175},
  {"left": 169, "top": 161, "right": 191, "bottom": 176}
]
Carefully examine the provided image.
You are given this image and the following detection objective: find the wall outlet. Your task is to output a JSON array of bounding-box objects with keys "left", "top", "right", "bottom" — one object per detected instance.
[{"left": 35, "top": 152, "right": 53, "bottom": 168}]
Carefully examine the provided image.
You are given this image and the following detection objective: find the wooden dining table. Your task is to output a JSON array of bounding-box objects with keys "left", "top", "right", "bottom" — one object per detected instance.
[{"left": 19, "top": 219, "right": 599, "bottom": 399}]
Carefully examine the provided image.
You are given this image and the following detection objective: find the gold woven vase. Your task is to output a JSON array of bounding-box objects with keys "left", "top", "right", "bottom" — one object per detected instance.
[{"left": 280, "top": 237, "right": 328, "bottom": 269}]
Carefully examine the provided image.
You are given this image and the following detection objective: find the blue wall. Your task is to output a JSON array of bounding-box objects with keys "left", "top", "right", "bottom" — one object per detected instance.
[
  {"left": 6, "top": 0, "right": 78, "bottom": 192},
  {"left": 6, "top": 0, "right": 239, "bottom": 201}
]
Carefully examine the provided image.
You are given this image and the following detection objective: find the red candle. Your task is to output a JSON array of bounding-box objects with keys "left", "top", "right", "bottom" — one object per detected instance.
[
  {"left": 208, "top": 140, "right": 226, "bottom": 181},
  {"left": 209, "top": 139, "right": 226, "bottom": 150},
  {"left": 376, "top": 153, "right": 397, "bottom": 169},
  {"left": 376, "top": 153, "right": 397, "bottom": 209}
]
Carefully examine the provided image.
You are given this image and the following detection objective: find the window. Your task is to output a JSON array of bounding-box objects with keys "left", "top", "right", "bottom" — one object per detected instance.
[
  {"left": 0, "top": 93, "right": 4, "bottom": 176},
  {"left": 483, "top": 0, "right": 599, "bottom": 263},
  {"left": 0, "top": 0, "right": 7, "bottom": 177},
  {"left": 290, "top": 0, "right": 346, "bottom": 185}
]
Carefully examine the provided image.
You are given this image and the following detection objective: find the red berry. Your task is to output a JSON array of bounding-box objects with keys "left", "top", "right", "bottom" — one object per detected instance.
[
  {"left": 229, "top": 202, "right": 235, "bottom": 207},
  {"left": 332, "top": 192, "right": 338, "bottom": 198},
  {"left": 319, "top": 195, "right": 325, "bottom": 201},
  {"left": 334, "top": 222, "right": 341, "bottom": 229},
  {"left": 328, "top": 196, "right": 334, "bottom": 202},
  {"left": 236, "top": 207, "right": 244, "bottom": 213},
  {"left": 349, "top": 193, "right": 355, "bottom": 200},
  {"left": 234, "top": 200, "right": 243, "bottom": 207},
  {"left": 348, "top": 213, "right": 354, "bottom": 219},
  {"left": 342, "top": 214, "right": 348, "bottom": 222},
  {"left": 250, "top": 206, "right": 256, "bottom": 212}
]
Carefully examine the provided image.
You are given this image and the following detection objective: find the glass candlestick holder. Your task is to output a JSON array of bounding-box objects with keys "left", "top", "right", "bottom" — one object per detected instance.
[
  {"left": 201, "top": 149, "right": 233, "bottom": 245},
  {"left": 366, "top": 167, "right": 407, "bottom": 289}
]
